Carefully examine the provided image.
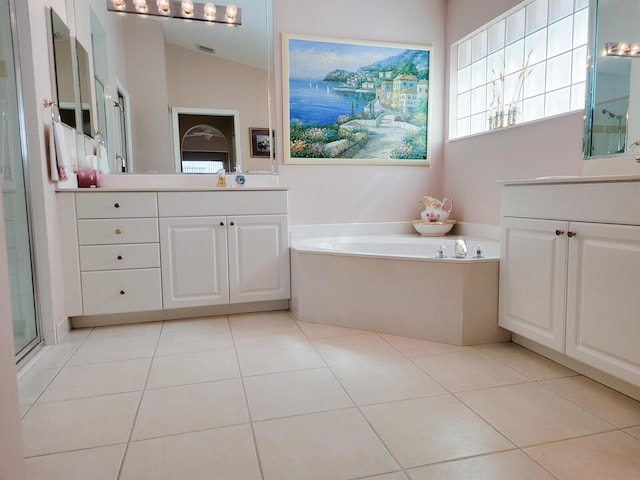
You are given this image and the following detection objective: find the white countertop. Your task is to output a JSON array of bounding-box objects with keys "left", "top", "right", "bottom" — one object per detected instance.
[
  {"left": 57, "top": 187, "right": 289, "bottom": 193},
  {"left": 499, "top": 174, "right": 640, "bottom": 186}
]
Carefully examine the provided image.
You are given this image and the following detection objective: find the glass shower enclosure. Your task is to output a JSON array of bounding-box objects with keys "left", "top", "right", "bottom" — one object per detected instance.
[{"left": 1, "top": 0, "right": 40, "bottom": 361}]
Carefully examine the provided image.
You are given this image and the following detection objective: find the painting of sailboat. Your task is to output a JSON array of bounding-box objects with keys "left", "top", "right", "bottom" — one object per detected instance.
[{"left": 283, "top": 33, "right": 431, "bottom": 165}]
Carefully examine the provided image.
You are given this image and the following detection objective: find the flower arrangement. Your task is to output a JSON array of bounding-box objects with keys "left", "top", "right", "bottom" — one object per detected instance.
[{"left": 488, "top": 50, "right": 533, "bottom": 130}]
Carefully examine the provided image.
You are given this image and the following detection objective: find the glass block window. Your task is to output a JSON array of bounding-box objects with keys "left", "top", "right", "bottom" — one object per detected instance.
[{"left": 451, "top": 0, "right": 589, "bottom": 139}]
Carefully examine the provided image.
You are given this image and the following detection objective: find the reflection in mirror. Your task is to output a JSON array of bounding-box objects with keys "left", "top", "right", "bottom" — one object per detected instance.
[
  {"left": 76, "top": 0, "right": 274, "bottom": 174},
  {"left": 584, "top": 0, "right": 639, "bottom": 158},
  {"left": 90, "top": 10, "right": 111, "bottom": 161},
  {"left": 76, "top": 40, "right": 93, "bottom": 137},
  {"left": 49, "top": 9, "right": 77, "bottom": 129},
  {"left": 173, "top": 109, "right": 241, "bottom": 174}
]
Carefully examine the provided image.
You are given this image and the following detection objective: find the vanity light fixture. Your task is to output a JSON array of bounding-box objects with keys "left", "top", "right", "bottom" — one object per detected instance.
[
  {"left": 107, "top": 0, "right": 242, "bottom": 26},
  {"left": 603, "top": 42, "right": 640, "bottom": 58}
]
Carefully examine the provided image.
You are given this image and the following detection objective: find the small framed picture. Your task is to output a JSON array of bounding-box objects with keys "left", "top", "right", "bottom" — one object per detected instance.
[{"left": 250, "top": 128, "right": 274, "bottom": 157}]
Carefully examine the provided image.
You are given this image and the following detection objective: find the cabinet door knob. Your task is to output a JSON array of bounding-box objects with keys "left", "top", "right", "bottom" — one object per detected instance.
[
  {"left": 230, "top": 221, "right": 235, "bottom": 226},
  {"left": 567, "top": 231, "right": 576, "bottom": 238},
  {"left": 119, "top": 290, "right": 126, "bottom": 295},
  {"left": 219, "top": 221, "right": 224, "bottom": 226},
  {"left": 555, "top": 229, "right": 564, "bottom": 236},
  {"left": 114, "top": 203, "right": 120, "bottom": 208},
  {"left": 117, "top": 255, "right": 123, "bottom": 260},
  {"left": 115, "top": 229, "right": 122, "bottom": 235}
]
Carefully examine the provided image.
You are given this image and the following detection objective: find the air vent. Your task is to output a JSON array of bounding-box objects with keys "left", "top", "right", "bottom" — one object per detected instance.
[{"left": 197, "top": 44, "right": 216, "bottom": 55}]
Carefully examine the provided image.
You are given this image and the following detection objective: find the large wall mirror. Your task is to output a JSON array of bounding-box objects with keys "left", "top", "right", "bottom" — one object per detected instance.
[
  {"left": 584, "top": 0, "right": 639, "bottom": 158},
  {"left": 70, "top": 0, "right": 275, "bottom": 175},
  {"left": 49, "top": 9, "right": 77, "bottom": 129}
]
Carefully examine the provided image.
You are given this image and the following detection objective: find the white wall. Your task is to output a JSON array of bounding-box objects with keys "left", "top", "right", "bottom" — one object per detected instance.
[
  {"left": 274, "top": 0, "right": 447, "bottom": 225},
  {"left": 443, "top": 0, "right": 584, "bottom": 226}
]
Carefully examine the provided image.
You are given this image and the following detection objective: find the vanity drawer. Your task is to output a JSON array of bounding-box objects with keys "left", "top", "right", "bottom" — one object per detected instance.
[
  {"left": 78, "top": 218, "right": 159, "bottom": 245},
  {"left": 79, "top": 243, "right": 160, "bottom": 271},
  {"left": 76, "top": 192, "right": 158, "bottom": 219},
  {"left": 81, "top": 268, "right": 162, "bottom": 315}
]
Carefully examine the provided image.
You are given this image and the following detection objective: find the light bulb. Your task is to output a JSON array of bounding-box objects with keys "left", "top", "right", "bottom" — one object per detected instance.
[
  {"left": 226, "top": 4, "right": 238, "bottom": 19},
  {"left": 630, "top": 43, "right": 640, "bottom": 54},
  {"left": 181, "top": 0, "right": 194, "bottom": 16},
  {"left": 203, "top": 2, "right": 216, "bottom": 21},
  {"left": 111, "top": 0, "right": 126, "bottom": 10},
  {"left": 156, "top": 0, "right": 170, "bottom": 14},
  {"left": 133, "top": 0, "right": 148, "bottom": 13}
]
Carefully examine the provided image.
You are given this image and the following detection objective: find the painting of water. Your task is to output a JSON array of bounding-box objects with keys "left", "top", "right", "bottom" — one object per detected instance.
[{"left": 283, "top": 34, "right": 431, "bottom": 165}]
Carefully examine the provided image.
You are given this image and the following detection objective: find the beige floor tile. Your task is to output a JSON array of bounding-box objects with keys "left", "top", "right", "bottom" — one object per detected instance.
[
  {"left": 146, "top": 348, "right": 239, "bottom": 389},
  {"left": 29, "top": 344, "right": 79, "bottom": 369},
  {"left": 625, "top": 425, "right": 640, "bottom": 440},
  {"left": 59, "top": 328, "right": 92, "bottom": 345},
  {"left": 457, "top": 382, "right": 614, "bottom": 447},
  {"left": 228, "top": 310, "right": 295, "bottom": 329},
  {"left": 236, "top": 340, "right": 326, "bottom": 376},
  {"left": 477, "top": 344, "right": 577, "bottom": 380},
  {"left": 296, "top": 321, "right": 367, "bottom": 340},
  {"left": 254, "top": 408, "right": 399, "bottom": 480},
  {"left": 312, "top": 333, "right": 404, "bottom": 366},
  {"left": 411, "top": 350, "right": 530, "bottom": 392},
  {"left": 155, "top": 318, "right": 234, "bottom": 356},
  {"left": 67, "top": 335, "right": 158, "bottom": 366},
  {"left": 541, "top": 376, "right": 640, "bottom": 428},
  {"left": 362, "top": 473, "right": 408, "bottom": 480},
  {"left": 86, "top": 322, "right": 162, "bottom": 341},
  {"left": 21, "top": 392, "right": 140, "bottom": 457},
  {"left": 160, "top": 315, "right": 229, "bottom": 334},
  {"left": 131, "top": 378, "right": 248, "bottom": 440},
  {"left": 379, "top": 333, "right": 472, "bottom": 356},
  {"left": 361, "top": 395, "right": 514, "bottom": 468},
  {"left": 24, "top": 444, "right": 126, "bottom": 480},
  {"left": 18, "top": 367, "right": 59, "bottom": 405},
  {"left": 525, "top": 431, "right": 640, "bottom": 480},
  {"left": 407, "top": 450, "right": 556, "bottom": 479},
  {"left": 331, "top": 357, "right": 446, "bottom": 405},
  {"left": 244, "top": 368, "right": 352, "bottom": 421},
  {"left": 120, "top": 425, "right": 261, "bottom": 480},
  {"left": 231, "top": 321, "right": 306, "bottom": 347},
  {"left": 38, "top": 358, "right": 150, "bottom": 403}
]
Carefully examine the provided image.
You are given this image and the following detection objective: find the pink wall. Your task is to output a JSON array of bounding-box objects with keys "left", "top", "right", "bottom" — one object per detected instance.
[
  {"left": 274, "top": 0, "right": 447, "bottom": 225},
  {"left": 443, "top": 0, "right": 584, "bottom": 225}
]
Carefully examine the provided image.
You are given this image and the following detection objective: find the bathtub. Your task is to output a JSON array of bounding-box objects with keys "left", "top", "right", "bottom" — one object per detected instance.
[{"left": 289, "top": 233, "right": 511, "bottom": 345}]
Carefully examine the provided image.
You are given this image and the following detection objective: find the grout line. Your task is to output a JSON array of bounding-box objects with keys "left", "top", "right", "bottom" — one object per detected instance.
[
  {"left": 229, "top": 315, "right": 267, "bottom": 480},
  {"left": 115, "top": 320, "right": 164, "bottom": 480}
]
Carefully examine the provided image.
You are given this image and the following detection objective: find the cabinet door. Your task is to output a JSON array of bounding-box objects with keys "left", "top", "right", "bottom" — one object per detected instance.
[
  {"left": 566, "top": 222, "right": 640, "bottom": 385},
  {"left": 499, "top": 217, "right": 569, "bottom": 351},
  {"left": 227, "top": 215, "right": 290, "bottom": 303},
  {"left": 160, "top": 217, "right": 228, "bottom": 308}
]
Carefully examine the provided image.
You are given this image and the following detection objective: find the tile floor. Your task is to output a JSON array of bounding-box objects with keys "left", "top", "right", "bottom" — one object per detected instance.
[{"left": 17, "top": 310, "right": 640, "bottom": 480}]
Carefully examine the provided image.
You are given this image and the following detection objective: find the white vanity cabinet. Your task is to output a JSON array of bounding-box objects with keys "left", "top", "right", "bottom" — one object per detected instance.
[
  {"left": 57, "top": 188, "right": 290, "bottom": 322},
  {"left": 75, "top": 192, "right": 162, "bottom": 315},
  {"left": 158, "top": 191, "right": 290, "bottom": 309},
  {"left": 499, "top": 178, "right": 640, "bottom": 386}
]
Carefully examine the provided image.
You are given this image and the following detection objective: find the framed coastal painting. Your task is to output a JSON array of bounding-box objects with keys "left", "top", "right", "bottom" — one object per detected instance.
[{"left": 282, "top": 33, "right": 431, "bottom": 165}]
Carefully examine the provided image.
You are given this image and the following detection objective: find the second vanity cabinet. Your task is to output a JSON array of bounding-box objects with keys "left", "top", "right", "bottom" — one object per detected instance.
[
  {"left": 499, "top": 178, "right": 640, "bottom": 386},
  {"left": 58, "top": 188, "right": 290, "bottom": 320}
]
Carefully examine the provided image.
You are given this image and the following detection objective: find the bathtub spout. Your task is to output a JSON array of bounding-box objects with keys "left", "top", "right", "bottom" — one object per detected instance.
[{"left": 454, "top": 238, "right": 468, "bottom": 258}]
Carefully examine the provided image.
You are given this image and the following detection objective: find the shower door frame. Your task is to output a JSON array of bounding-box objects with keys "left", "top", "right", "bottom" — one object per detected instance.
[{"left": 3, "top": 0, "right": 42, "bottom": 363}]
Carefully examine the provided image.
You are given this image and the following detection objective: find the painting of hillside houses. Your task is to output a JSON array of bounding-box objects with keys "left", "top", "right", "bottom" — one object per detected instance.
[{"left": 282, "top": 34, "right": 431, "bottom": 165}]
